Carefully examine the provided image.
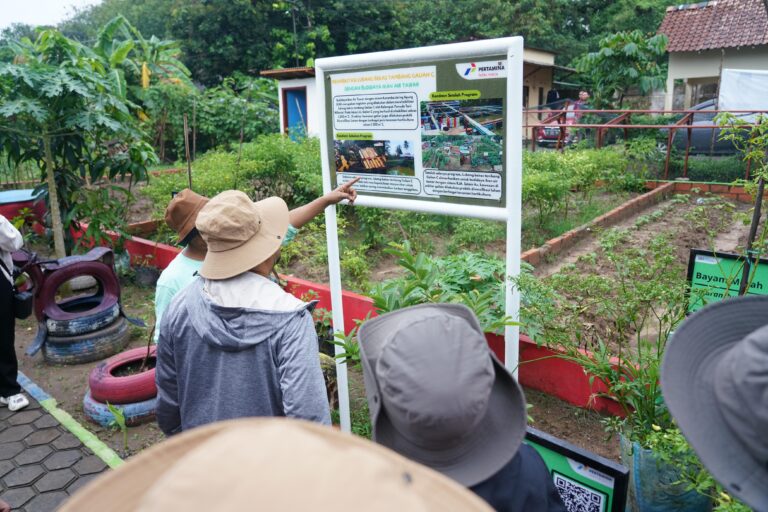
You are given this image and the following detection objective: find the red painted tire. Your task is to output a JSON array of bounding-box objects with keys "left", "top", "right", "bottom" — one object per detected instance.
[
  {"left": 39, "top": 262, "right": 120, "bottom": 321},
  {"left": 89, "top": 346, "right": 157, "bottom": 404}
]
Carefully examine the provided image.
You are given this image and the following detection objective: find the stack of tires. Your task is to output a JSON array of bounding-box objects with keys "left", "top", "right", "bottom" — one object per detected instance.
[
  {"left": 40, "top": 260, "right": 130, "bottom": 365},
  {"left": 84, "top": 346, "right": 158, "bottom": 427}
]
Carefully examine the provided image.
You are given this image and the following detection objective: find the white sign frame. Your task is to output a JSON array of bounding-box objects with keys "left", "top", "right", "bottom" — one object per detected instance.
[{"left": 316, "top": 37, "right": 523, "bottom": 432}]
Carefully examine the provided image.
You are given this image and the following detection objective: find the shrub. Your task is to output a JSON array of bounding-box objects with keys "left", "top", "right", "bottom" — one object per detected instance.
[
  {"left": 449, "top": 218, "right": 505, "bottom": 252},
  {"left": 673, "top": 156, "right": 747, "bottom": 183},
  {"left": 142, "top": 134, "right": 324, "bottom": 216}
]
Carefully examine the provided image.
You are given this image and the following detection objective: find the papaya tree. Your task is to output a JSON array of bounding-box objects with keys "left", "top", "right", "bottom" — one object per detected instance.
[{"left": 0, "top": 28, "right": 156, "bottom": 258}]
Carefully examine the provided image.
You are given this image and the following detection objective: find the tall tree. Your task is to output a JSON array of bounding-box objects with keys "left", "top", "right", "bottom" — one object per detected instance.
[
  {"left": 573, "top": 30, "right": 667, "bottom": 108},
  {"left": 59, "top": 0, "right": 174, "bottom": 43},
  {"left": 0, "top": 30, "right": 156, "bottom": 257}
]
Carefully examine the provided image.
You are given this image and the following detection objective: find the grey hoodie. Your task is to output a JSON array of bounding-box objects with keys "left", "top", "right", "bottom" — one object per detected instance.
[{"left": 155, "top": 278, "right": 331, "bottom": 436}]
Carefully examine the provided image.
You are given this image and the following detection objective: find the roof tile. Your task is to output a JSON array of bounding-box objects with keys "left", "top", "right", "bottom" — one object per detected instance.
[{"left": 659, "top": 0, "right": 768, "bottom": 51}]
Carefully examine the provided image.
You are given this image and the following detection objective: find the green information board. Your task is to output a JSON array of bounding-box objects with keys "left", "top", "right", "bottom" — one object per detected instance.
[
  {"left": 525, "top": 427, "right": 629, "bottom": 512},
  {"left": 686, "top": 249, "right": 768, "bottom": 313}
]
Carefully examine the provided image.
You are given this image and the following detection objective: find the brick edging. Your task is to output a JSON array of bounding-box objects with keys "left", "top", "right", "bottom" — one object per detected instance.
[
  {"left": 521, "top": 182, "right": 675, "bottom": 266},
  {"left": 646, "top": 180, "right": 764, "bottom": 203}
]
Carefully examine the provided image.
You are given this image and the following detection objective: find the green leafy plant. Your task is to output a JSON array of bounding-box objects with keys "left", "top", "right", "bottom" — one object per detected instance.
[
  {"left": 574, "top": 30, "right": 667, "bottom": 108},
  {"left": 645, "top": 427, "right": 752, "bottom": 511},
  {"left": 106, "top": 401, "right": 128, "bottom": 454},
  {"left": 66, "top": 186, "right": 132, "bottom": 254},
  {"left": 370, "top": 241, "right": 518, "bottom": 334},
  {"left": 0, "top": 26, "right": 157, "bottom": 258},
  {"left": 516, "top": 232, "right": 698, "bottom": 446}
]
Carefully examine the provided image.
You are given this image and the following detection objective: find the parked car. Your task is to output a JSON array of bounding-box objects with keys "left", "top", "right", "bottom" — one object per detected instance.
[
  {"left": 661, "top": 99, "right": 751, "bottom": 155},
  {"left": 535, "top": 104, "right": 577, "bottom": 147}
]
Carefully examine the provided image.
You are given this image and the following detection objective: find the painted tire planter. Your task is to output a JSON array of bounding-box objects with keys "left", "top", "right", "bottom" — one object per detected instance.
[
  {"left": 89, "top": 346, "right": 157, "bottom": 404},
  {"left": 45, "top": 295, "right": 120, "bottom": 337},
  {"left": 38, "top": 261, "right": 119, "bottom": 321},
  {"left": 43, "top": 317, "right": 130, "bottom": 365},
  {"left": 620, "top": 435, "right": 712, "bottom": 512},
  {"left": 83, "top": 389, "right": 156, "bottom": 427}
]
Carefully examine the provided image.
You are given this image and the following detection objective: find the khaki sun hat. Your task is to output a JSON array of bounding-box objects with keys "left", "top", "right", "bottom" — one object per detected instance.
[
  {"left": 164, "top": 188, "right": 209, "bottom": 243},
  {"left": 195, "top": 190, "right": 289, "bottom": 280},
  {"left": 357, "top": 303, "right": 527, "bottom": 487},
  {"left": 59, "top": 418, "right": 493, "bottom": 512},
  {"left": 661, "top": 295, "right": 768, "bottom": 511}
]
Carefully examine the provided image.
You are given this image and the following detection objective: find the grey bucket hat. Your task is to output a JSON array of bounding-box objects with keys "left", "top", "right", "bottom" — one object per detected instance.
[
  {"left": 357, "top": 303, "right": 527, "bottom": 487},
  {"left": 661, "top": 295, "right": 768, "bottom": 511}
]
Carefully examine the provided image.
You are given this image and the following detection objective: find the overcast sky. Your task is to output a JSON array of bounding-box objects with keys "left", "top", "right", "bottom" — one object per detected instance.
[{"left": 0, "top": 0, "right": 102, "bottom": 31}]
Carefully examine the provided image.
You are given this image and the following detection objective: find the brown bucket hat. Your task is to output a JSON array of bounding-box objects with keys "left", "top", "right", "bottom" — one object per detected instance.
[
  {"left": 164, "top": 188, "right": 209, "bottom": 243},
  {"left": 195, "top": 190, "right": 289, "bottom": 280},
  {"left": 358, "top": 303, "right": 527, "bottom": 487},
  {"left": 59, "top": 418, "right": 493, "bottom": 512},
  {"left": 662, "top": 295, "right": 768, "bottom": 511}
]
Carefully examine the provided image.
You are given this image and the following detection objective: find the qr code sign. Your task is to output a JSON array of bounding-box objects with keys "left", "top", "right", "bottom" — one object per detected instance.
[{"left": 554, "top": 472, "right": 606, "bottom": 512}]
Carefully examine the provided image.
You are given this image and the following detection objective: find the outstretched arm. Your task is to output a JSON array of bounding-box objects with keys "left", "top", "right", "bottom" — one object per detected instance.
[{"left": 288, "top": 177, "right": 360, "bottom": 228}]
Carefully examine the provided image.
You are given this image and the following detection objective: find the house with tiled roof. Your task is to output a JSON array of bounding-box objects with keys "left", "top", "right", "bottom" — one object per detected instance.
[{"left": 658, "top": 0, "right": 768, "bottom": 109}]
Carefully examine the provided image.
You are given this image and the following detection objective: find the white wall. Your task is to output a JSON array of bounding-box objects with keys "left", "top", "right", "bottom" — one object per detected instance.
[
  {"left": 277, "top": 77, "right": 319, "bottom": 136},
  {"left": 665, "top": 46, "right": 768, "bottom": 109}
]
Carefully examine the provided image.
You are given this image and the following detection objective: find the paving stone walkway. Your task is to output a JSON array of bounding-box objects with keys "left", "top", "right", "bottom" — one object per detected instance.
[{"left": 0, "top": 396, "right": 108, "bottom": 511}]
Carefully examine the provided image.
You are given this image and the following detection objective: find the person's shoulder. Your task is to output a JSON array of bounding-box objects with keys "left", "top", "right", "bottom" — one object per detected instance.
[
  {"left": 158, "top": 253, "right": 201, "bottom": 288},
  {"left": 165, "top": 278, "right": 203, "bottom": 321}
]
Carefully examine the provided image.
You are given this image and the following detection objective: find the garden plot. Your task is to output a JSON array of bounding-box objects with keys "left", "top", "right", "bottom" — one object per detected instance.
[
  {"left": 11, "top": 184, "right": 750, "bottom": 463},
  {"left": 520, "top": 191, "right": 750, "bottom": 353}
]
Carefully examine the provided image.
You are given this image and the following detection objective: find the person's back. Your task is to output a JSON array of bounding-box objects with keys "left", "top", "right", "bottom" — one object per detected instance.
[
  {"left": 470, "top": 444, "right": 566, "bottom": 511},
  {"left": 155, "top": 191, "right": 330, "bottom": 436},
  {"left": 357, "top": 303, "right": 567, "bottom": 512},
  {"left": 156, "top": 276, "right": 329, "bottom": 434}
]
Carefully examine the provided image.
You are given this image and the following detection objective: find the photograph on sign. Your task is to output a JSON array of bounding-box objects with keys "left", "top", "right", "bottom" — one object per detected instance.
[
  {"left": 325, "top": 58, "right": 508, "bottom": 207},
  {"left": 525, "top": 427, "right": 629, "bottom": 512},
  {"left": 686, "top": 248, "right": 768, "bottom": 313}
]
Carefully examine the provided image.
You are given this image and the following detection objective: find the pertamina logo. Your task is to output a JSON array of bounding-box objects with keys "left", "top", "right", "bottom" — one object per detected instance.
[{"left": 456, "top": 60, "right": 507, "bottom": 80}]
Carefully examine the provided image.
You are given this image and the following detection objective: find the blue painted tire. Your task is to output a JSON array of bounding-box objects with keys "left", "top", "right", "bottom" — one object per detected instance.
[
  {"left": 83, "top": 388, "right": 156, "bottom": 427},
  {"left": 43, "top": 317, "right": 130, "bottom": 365},
  {"left": 45, "top": 296, "right": 120, "bottom": 337}
]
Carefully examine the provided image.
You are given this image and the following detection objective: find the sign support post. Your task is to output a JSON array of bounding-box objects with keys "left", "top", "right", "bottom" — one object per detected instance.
[{"left": 317, "top": 37, "right": 524, "bottom": 431}]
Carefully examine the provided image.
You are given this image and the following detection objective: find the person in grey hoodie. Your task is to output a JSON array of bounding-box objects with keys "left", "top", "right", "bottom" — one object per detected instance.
[{"left": 155, "top": 190, "right": 331, "bottom": 436}]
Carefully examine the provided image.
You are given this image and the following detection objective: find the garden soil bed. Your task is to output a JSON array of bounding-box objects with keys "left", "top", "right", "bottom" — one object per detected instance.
[{"left": 11, "top": 189, "right": 749, "bottom": 463}]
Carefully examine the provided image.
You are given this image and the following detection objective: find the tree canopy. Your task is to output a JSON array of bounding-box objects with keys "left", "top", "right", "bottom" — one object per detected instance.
[
  {"left": 574, "top": 31, "right": 668, "bottom": 108},
  {"left": 51, "top": 0, "right": 675, "bottom": 86}
]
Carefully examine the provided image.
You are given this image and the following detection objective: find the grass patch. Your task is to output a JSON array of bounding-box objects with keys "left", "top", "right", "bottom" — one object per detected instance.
[{"left": 522, "top": 191, "right": 632, "bottom": 249}]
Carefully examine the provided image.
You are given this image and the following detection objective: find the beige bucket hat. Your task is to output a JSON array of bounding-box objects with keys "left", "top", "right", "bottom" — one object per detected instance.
[
  {"left": 195, "top": 190, "right": 289, "bottom": 280},
  {"left": 59, "top": 418, "right": 493, "bottom": 512}
]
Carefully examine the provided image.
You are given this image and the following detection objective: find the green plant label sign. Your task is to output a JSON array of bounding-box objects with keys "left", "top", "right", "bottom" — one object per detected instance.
[
  {"left": 525, "top": 427, "right": 629, "bottom": 512},
  {"left": 686, "top": 249, "right": 768, "bottom": 313},
  {"left": 321, "top": 54, "right": 511, "bottom": 208}
]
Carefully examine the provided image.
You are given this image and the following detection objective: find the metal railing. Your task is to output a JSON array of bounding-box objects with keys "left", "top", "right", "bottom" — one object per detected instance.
[{"left": 523, "top": 108, "right": 768, "bottom": 180}]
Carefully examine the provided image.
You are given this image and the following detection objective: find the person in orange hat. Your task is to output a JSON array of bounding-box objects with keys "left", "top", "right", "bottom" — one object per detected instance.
[{"left": 153, "top": 180, "right": 358, "bottom": 342}]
